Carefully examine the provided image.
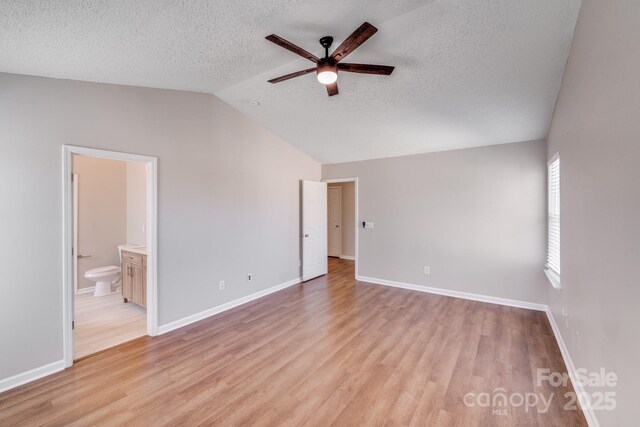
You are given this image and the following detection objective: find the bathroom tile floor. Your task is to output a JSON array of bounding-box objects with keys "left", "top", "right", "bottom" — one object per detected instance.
[{"left": 74, "top": 292, "right": 146, "bottom": 359}]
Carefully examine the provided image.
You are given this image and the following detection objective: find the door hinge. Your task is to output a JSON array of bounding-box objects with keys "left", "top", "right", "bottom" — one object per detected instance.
[
  {"left": 72, "top": 320, "right": 75, "bottom": 330},
  {"left": 71, "top": 173, "right": 74, "bottom": 182},
  {"left": 72, "top": 247, "right": 74, "bottom": 256}
]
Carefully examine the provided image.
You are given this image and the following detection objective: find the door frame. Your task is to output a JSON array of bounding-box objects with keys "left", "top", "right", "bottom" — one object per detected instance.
[
  {"left": 62, "top": 145, "right": 158, "bottom": 367},
  {"left": 322, "top": 178, "right": 358, "bottom": 278},
  {"left": 327, "top": 185, "right": 342, "bottom": 257}
]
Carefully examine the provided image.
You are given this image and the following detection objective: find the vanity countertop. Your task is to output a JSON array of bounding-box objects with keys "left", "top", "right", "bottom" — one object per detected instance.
[{"left": 120, "top": 245, "right": 147, "bottom": 256}]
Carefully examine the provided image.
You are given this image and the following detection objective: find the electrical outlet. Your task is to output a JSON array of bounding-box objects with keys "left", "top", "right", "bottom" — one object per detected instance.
[
  {"left": 424, "top": 266, "right": 430, "bottom": 275},
  {"left": 247, "top": 274, "right": 252, "bottom": 282},
  {"left": 219, "top": 280, "right": 225, "bottom": 290},
  {"left": 562, "top": 308, "right": 569, "bottom": 329}
]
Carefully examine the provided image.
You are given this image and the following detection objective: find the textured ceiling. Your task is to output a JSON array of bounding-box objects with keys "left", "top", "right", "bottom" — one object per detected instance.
[{"left": 1, "top": 0, "right": 581, "bottom": 164}]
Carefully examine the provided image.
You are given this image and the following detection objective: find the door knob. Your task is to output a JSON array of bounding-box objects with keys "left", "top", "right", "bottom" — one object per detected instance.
[{"left": 304, "top": 234, "right": 310, "bottom": 237}]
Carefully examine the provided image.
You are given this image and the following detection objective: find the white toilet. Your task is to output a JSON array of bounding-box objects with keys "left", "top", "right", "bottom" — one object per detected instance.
[{"left": 85, "top": 265, "right": 121, "bottom": 297}]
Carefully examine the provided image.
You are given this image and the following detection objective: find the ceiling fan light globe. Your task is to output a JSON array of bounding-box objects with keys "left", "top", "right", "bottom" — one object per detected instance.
[{"left": 317, "top": 70, "right": 338, "bottom": 84}]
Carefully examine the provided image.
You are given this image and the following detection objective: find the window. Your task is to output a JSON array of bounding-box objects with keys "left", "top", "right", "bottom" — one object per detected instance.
[{"left": 545, "top": 154, "right": 561, "bottom": 288}]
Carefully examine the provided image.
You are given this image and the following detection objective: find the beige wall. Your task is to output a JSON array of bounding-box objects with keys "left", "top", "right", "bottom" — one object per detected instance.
[
  {"left": 328, "top": 182, "right": 355, "bottom": 258},
  {"left": 545, "top": 0, "right": 640, "bottom": 424},
  {"left": 0, "top": 72, "right": 320, "bottom": 382},
  {"left": 126, "top": 162, "right": 147, "bottom": 245},
  {"left": 73, "top": 156, "right": 127, "bottom": 290},
  {"left": 323, "top": 139, "right": 548, "bottom": 304}
]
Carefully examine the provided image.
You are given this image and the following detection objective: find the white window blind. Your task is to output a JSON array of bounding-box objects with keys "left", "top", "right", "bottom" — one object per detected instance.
[{"left": 547, "top": 156, "right": 560, "bottom": 276}]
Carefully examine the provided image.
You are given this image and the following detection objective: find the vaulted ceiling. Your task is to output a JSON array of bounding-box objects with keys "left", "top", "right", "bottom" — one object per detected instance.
[{"left": 0, "top": 0, "right": 581, "bottom": 164}]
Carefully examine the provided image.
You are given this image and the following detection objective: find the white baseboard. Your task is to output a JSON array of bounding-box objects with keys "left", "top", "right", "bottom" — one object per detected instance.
[
  {"left": 158, "top": 277, "right": 302, "bottom": 335},
  {"left": 0, "top": 360, "right": 65, "bottom": 394},
  {"left": 356, "top": 275, "right": 547, "bottom": 311},
  {"left": 545, "top": 310, "right": 599, "bottom": 427},
  {"left": 339, "top": 255, "right": 355, "bottom": 261}
]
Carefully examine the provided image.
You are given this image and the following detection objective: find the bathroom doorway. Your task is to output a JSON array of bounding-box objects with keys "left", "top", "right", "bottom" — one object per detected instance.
[{"left": 62, "top": 146, "right": 157, "bottom": 367}]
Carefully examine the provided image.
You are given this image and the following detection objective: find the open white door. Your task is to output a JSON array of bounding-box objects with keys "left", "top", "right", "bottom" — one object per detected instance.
[
  {"left": 302, "top": 180, "right": 328, "bottom": 281},
  {"left": 73, "top": 174, "right": 79, "bottom": 294}
]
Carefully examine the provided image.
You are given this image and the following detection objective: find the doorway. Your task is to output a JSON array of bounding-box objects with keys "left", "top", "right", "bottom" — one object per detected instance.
[
  {"left": 327, "top": 186, "right": 342, "bottom": 257},
  {"left": 62, "top": 146, "right": 158, "bottom": 367},
  {"left": 324, "top": 178, "right": 358, "bottom": 277}
]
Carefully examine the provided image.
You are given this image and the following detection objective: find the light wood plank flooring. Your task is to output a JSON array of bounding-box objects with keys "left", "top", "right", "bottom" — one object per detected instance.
[
  {"left": 0, "top": 259, "right": 585, "bottom": 426},
  {"left": 74, "top": 291, "right": 146, "bottom": 359}
]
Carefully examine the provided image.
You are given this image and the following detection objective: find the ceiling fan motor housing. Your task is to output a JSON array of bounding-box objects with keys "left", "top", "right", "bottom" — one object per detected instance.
[{"left": 317, "top": 58, "right": 337, "bottom": 72}]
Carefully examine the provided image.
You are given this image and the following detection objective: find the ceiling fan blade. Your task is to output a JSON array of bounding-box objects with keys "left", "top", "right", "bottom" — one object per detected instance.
[
  {"left": 338, "top": 63, "right": 394, "bottom": 75},
  {"left": 268, "top": 67, "right": 317, "bottom": 84},
  {"left": 330, "top": 22, "right": 378, "bottom": 62},
  {"left": 265, "top": 34, "right": 320, "bottom": 63},
  {"left": 326, "top": 82, "right": 339, "bottom": 97}
]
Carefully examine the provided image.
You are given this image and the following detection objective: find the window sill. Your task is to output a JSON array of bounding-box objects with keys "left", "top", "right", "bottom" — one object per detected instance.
[{"left": 544, "top": 269, "right": 561, "bottom": 289}]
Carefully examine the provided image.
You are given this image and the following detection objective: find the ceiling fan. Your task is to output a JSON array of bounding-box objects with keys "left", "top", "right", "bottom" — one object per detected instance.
[{"left": 266, "top": 22, "right": 395, "bottom": 97}]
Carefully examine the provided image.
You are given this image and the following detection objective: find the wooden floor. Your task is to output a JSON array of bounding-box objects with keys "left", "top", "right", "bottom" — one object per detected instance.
[
  {"left": 74, "top": 292, "right": 147, "bottom": 359},
  {"left": 0, "top": 259, "right": 585, "bottom": 426}
]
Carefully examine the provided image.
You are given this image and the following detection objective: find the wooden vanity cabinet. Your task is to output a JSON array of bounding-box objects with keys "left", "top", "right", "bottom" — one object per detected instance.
[{"left": 121, "top": 250, "right": 147, "bottom": 308}]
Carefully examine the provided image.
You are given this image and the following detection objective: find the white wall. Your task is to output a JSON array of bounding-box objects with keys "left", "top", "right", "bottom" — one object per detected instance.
[
  {"left": 545, "top": 0, "right": 640, "bottom": 424},
  {"left": 126, "top": 162, "right": 147, "bottom": 245},
  {"left": 327, "top": 182, "right": 355, "bottom": 258},
  {"left": 73, "top": 156, "right": 127, "bottom": 290},
  {"left": 323, "top": 140, "right": 548, "bottom": 304},
  {"left": 0, "top": 72, "right": 320, "bottom": 382}
]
